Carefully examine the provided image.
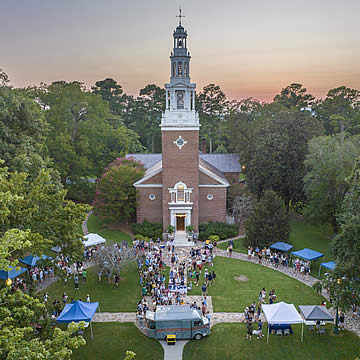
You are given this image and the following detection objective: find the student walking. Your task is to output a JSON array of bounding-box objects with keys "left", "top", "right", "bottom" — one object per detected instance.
[{"left": 201, "top": 283, "right": 207, "bottom": 296}]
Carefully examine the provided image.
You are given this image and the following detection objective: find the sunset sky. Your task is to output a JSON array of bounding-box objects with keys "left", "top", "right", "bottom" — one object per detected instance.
[{"left": 1, "top": 0, "right": 359, "bottom": 102}]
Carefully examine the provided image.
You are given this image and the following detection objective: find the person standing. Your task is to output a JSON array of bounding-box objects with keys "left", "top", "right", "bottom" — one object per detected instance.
[
  {"left": 201, "top": 283, "right": 207, "bottom": 297},
  {"left": 211, "top": 271, "right": 216, "bottom": 286},
  {"left": 74, "top": 273, "right": 79, "bottom": 290},
  {"left": 86, "top": 294, "right": 91, "bottom": 303},
  {"left": 82, "top": 269, "right": 87, "bottom": 283},
  {"left": 115, "top": 274, "right": 120, "bottom": 287},
  {"left": 246, "top": 319, "right": 253, "bottom": 340},
  {"left": 98, "top": 270, "right": 102, "bottom": 281}
]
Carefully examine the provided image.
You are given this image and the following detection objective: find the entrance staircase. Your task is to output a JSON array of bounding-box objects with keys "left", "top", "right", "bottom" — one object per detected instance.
[{"left": 173, "top": 231, "right": 194, "bottom": 247}]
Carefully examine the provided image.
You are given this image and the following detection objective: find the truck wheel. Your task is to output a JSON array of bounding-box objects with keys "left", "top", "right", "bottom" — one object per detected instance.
[{"left": 194, "top": 334, "right": 202, "bottom": 340}]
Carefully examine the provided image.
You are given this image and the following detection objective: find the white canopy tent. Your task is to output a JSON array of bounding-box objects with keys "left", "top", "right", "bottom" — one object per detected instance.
[
  {"left": 83, "top": 233, "right": 106, "bottom": 248},
  {"left": 262, "top": 302, "right": 304, "bottom": 343}
]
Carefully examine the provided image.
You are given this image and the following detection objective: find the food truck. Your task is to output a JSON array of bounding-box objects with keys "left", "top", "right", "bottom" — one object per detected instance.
[{"left": 144, "top": 305, "right": 210, "bottom": 340}]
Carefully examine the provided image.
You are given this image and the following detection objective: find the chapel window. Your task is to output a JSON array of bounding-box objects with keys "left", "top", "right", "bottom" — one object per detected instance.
[
  {"left": 178, "top": 62, "right": 183, "bottom": 76},
  {"left": 177, "top": 184, "right": 185, "bottom": 202}
]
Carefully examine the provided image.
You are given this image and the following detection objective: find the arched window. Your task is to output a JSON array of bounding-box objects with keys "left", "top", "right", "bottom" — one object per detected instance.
[
  {"left": 184, "top": 62, "right": 188, "bottom": 76},
  {"left": 178, "top": 62, "right": 183, "bottom": 76},
  {"left": 169, "top": 182, "right": 192, "bottom": 204}
]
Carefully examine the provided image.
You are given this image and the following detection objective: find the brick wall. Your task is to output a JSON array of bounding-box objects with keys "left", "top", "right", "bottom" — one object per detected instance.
[
  {"left": 162, "top": 130, "right": 199, "bottom": 232},
  {"left": 136, "top": 188, "right": 163, "bottom": 224},
  {"left": 198, "top": 187, "right": 227, "bottom": 223},
  {"left": 142, "top": 172, "right": 162, "bottom": 185}
]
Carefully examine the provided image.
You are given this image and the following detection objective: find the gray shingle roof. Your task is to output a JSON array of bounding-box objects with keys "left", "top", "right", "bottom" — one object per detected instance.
[{"left": 127, "top": 153, "right": 241, "bottom": 173}]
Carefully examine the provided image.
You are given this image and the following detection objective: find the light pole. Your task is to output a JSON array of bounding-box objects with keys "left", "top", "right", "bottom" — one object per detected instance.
[{"left": 333, "top": 278, "right": 341, "bottom": 335}]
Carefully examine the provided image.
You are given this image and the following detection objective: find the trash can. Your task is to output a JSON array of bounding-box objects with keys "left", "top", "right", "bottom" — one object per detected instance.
[{"left": 166, "top": 334, "right": 176, "bottom": 345}]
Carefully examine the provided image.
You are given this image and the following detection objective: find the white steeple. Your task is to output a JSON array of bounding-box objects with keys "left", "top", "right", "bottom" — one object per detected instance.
[{"left": 161, "top": 9, "right": 199, "bottom": 130}]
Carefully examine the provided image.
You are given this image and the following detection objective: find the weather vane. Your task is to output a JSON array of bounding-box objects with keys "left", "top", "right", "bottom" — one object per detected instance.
[{"left": 176, "top": 5, "right": 185, "bottom": 26}]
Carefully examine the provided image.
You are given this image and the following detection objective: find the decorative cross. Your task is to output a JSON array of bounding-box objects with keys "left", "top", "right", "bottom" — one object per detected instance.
[{"left": 176, "top": 5, "right": 185, "bottom": 26}]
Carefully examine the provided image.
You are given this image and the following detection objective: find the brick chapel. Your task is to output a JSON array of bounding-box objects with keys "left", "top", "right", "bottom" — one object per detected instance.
[{"left": 128, "top": 18, "right": 241, "bottom": 235}]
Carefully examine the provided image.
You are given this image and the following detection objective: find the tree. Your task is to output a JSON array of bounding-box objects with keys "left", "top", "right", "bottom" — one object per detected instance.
[
  {"left": 138, "top": 84, "right": 165, "bottom": 153},
  {"left": 245, "top": 190, "right": 290, "bottom": 248},
  {"left": 0, "top": 163, "right": 90, "bottom": 259},
  {"left": 0, "top": 82, "right": 48, "bottom": 177},
  {"left": 304, "top": 134, "right": 360, "bottom": 230},
  {"left": 197, "top": 84, "right": 227, "bottom": 153},
  {"left": 313, "top": 86, "right": 360, "bottom": 136},
  {"left": 0, "top": 287, "right": 86, "bottom": 360},
  {"left": 246, "top": 111, "right": 323, "bottom": 210},
  {"left": 273, "top": 83, "right": 315, "bottom": 110},
  {"left": 41, "top": 81, "right": 142, "bottom": 187},
  {"left": 93, "top": 157, "right": 145, "bottom": 222},
  {"left": 0, "top": 68, "right": 10, "bottom": 86},
  {"left": 91, "top": 78, "right": 126, "bottom": 116}
]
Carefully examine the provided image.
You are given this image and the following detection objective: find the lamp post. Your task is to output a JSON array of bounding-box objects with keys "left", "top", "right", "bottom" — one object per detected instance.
[{"left": 333, "top": 278, "right": 341, "bottom": 335}]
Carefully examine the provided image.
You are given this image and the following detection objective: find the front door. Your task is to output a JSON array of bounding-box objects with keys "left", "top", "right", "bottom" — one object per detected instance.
[{"left": 176, "top": 215, "right": 185, "bottom": 231}]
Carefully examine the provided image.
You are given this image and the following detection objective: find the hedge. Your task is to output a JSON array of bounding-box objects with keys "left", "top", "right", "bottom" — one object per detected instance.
[
  {"left": 131, "top": 220, "right": 163, "bottom": 239},
  {"left": 198, "top": 222, "right": 238, "bottom": 241}
]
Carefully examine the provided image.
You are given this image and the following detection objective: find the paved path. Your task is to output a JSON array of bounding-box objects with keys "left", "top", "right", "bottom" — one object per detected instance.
[{"left": 160, "top": 340, "right": 189, "bottom": 360}]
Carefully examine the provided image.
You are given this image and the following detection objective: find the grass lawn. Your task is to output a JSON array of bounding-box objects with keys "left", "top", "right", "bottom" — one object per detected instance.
[
  {"left": 218, "top": 237, "right": 247, "bottom": 253},
  {"left": 217, "top": 221, "right": 333, "bottom": 278},
  {"left": 87, "top": 214, "right": 133, "bottom": 246},
  {"left": 189, "top": 256, "right": 325, "bottom": 312},
  {"left": 43, "top": 261, "right": 141, "bottom": 312},
  {"left": 72, "top": 323, "right": 163, "bottom": 360},
  {"left": 183, "top": 323, "right": 360, "bottom": 360}
]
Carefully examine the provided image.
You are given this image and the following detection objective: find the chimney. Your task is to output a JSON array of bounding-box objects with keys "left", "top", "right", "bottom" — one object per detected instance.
[{"left": 201, "top": 138, "right": 207, "bottom": 154}]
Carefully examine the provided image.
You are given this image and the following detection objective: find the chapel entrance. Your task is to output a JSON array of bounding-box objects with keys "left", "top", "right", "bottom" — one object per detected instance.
[{"left": 176, "top": 214, "right": 185, "bottom": 231}]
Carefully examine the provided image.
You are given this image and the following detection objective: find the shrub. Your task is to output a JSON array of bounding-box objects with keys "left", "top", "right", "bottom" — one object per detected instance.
[
  {"left": 134, "top": 234, "right": 150, "bottom": 242},
  {"left": 245, "top": 190, "right": 290, "bottom": 248},
  {"left": 167, "top": 225, "right": 175, "bottom": 234},
  {"left": 198, "top": 222, "right": 238, "bottom": 241},
  {"left": 209, "top": 235, "right": 220, "bottom": 242},
  {"left": 131, "top": 220, "right": 163, "bottom": 239}
]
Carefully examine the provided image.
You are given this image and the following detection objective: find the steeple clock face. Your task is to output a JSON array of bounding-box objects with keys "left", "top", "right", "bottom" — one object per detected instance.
[{"left": 177, "top": 91, "right": 184, "bottom": 110}]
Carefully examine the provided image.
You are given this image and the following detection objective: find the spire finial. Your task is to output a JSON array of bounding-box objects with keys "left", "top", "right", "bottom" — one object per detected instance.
[{"left": 176, "top": 5, "right": 185, "bottom": 26}]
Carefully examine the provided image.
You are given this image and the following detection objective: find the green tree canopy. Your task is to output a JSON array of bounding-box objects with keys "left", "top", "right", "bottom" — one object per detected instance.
[
  {"left": 246, "top": 111, "right": 323, "bottom": 209},
  {"left": 197, "top": 84, "right": 228, "bottom": 153},
  {"left": 0, "top": 79, "right": 48, "bottom": 177},
  {"left": 304, "top": 134, "right": 360, "bottom": 230},
  {"left": 0, "top": 163, "right": 90, "bottom": 259},
  {"left": 273, "top": 83, "right": 315, "bottom": 110},
  {"left": 245, "top": 190, "right": 290, "bottom": 248},
  {"left": 93, "top": 157, "right": 145, "bottom": 222},
  {"left": 0, "top": 287, "right": 86, "bottom": 360},
  {"left": 41, "top": 81, "right": 142, "bottom": 184},
  {"left": 313, "top": 86, "right": 360, "bottom": 135}
]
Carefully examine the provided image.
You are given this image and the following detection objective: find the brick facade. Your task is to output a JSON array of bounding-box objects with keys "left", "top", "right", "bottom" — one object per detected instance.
[
  {"left": 162, "top": 130, "right": 199, "bottom": 232},
  {"left": 198, "top": 187, "right": 227, "bottom": 224},
  {"left": 136, "top": 187, "right": 163, "bottom": 224}
]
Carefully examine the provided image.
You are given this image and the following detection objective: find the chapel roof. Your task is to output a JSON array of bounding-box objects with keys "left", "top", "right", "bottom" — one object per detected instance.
[{"left": 126, "top": 153, "right": 242, "bottom": 173}]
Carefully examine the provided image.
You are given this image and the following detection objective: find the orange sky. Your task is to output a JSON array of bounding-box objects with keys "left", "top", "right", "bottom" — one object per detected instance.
[{"left": 1, "top": 0, "right": 359, "bottom": 102}]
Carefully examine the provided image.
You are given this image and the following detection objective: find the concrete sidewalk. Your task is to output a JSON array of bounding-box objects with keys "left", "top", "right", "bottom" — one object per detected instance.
[{"left": 160, "top": 340, "right": 189, "bottom": 360}]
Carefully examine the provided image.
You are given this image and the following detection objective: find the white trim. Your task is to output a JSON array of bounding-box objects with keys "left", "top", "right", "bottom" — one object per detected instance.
[
  {"left": 161, "top": 126, "right": 200, "bottom": 131},
  {"left": 133, "top": 167, "right": 162, "bottom": 186},
  {"left": 134, "top": 184, "right": 163, "bottom": 188},
  {"left": 199, "top": 184, "right": 228, "bottom": 188},
  {"left": 169, "top": 202, "right": 193, "bottom": 206},
  {"left": 199, "top": 165, "right": 230, "bottom": 187},
  {"left": 169, "top": 206, "right": 193, "bottom": 210}
]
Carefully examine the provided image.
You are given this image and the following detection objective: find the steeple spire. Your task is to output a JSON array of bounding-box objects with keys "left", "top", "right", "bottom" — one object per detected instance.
[{"left": 176, "top": 5, "right": 185, "bottom": 26}]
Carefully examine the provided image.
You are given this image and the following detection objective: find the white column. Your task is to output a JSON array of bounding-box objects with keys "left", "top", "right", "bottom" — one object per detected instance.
[
  {"left": 192, "top": 91, "right": 195, "bottom": 110},
  {"left": 166, "top": 91, "right": 168, "bottom": 110}
]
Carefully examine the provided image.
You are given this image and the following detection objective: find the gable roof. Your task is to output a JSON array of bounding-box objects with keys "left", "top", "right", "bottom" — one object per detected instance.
[
  {"left": 133, "top": 160, "right": 162, "bottom": 187},
  {"left": 299, "top": 305, "right": 333, "bottom": 321},
  {"left": 126, "top": 153, "right": 241, "bottom": 173}
]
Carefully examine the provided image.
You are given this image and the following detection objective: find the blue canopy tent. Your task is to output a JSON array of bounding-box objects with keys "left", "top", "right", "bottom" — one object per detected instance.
[
  {"left": 0, "top": 266, "right": 28, "bottom": 280},
  {"left": 318, "top": 261, "right": 336, "bottom": 277},
  {"left": 270, "top": 242, "right": 293, "bottom": 252},
  {"left": 57, "top": 300, "right": 99, "bottom": 339},
  {"left": 19, "top": 254, "right": 52, "bottom": 267},
  {"left": 291, "top": 248, "right": 324, "bottom": 261}
]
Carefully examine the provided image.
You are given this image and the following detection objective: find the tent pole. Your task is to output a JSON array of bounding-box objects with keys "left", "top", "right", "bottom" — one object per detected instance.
[
  {"left": 267, "top": 324, "right": 269, "bottom": 344},
  {"left": 90, "top": 322, "right": 94, "bottom": 340},
  {"left": 301, "top": 321, "right": 304, "bottom": 342},
  {"left": 318, "top": 265, "right": 321, "bottom": 277}
]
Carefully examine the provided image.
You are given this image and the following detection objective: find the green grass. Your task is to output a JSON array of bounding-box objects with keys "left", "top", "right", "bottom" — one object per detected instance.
[
  {"left": 188, "top": 256, "right": 325, "bottom": 312},
  {"left": 43, "top": 261, "right": 141, "bottom": 312},
  {"left": 72, "top": 323, "right": 163, "bottom": 360},
  {"left": 218, "top": 237, "right": 247, "bottom": 253},
  {"left": 183, "top": 323, "right": 360, "bottom": 360},
  {"left": 87, "top": 214, "right": 132, "bottom": 246},
  {"left": 218, "top": 221, "right": 333, "bottom": 278}
]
